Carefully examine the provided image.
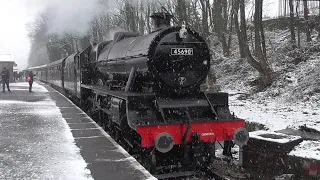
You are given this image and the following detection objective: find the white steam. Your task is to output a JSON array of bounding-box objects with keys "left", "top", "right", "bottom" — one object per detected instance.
[
  {"left": 102, "top": 27, "right": 126, "bottom": 41},
  {"left": 24, "top": 0, "right": 104, "bottom": 36},
  {"left": 46, "top": 0, "right": 103, "bottom": 36},
  {"left": 46, "top": 0, "right": 104, "bottom": 36},
  {"left": 25, "top": 0, "right": 170, "bottom": 37}
]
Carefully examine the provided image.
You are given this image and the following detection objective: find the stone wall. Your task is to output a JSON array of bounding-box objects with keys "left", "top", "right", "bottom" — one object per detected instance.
[
  {"left": 242, "top": 136, "right": 304, "bottom": 178},
  {"left": 263, "top": 15, "right": 320, "bottom": 31}
]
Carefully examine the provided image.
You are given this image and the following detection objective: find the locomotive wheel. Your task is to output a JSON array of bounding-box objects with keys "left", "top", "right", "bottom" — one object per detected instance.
[
  {"left": 100, "top": 112, "right": 109, "bottom": 131},
  {"left": 102, "top": 114, "right": 112, "bottom": 132},
  {"left": 119, "top": 116, "right": 135, "bottom": 154},
  {"left": 150, "top": 152, "right": 157, "bottom": 174},
  {"left": 143, "top": 150, "right": 157, "bottom": 174},
  {"left": 97, "top": 78, "right": 104, "bottom": 86},
  {"left": 87, "top": 101, "right": 94, "bottom": 116},
  {"left": 204, "top": 143, "right": 215, "bottom": 167},
  {"left": 223, "top": 140, "right": 233, "bottom": 157},
  {"left": 114, "top": 128, "right": 122, "bottom": 142},
  {"left": 85, "top": 96, "right": 94, "bottom": 118},
  {"left": 107, "top": 124, "right": 116, "bottom": 138},
  {"left": 93, "top": 110, "right": 101, "bottom": 124},
  {"left": 101, "top": 122, "right": 107, "bottom": 131},
  {"left": 106, "top": 119, "right": 114, "bottom": 134}
]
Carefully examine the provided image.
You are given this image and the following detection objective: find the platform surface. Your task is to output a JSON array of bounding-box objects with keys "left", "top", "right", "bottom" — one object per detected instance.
[{"left": 0, "top": 82, "right": 156, "bottom": 180}]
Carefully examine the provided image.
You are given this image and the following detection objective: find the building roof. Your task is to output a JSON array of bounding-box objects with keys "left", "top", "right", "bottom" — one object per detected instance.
[
  {"left": 0, "top": 60, "right": 15, "bottom": 62},
  {"left": 0, "top": 54, "right": 14, "bottom": 62}
]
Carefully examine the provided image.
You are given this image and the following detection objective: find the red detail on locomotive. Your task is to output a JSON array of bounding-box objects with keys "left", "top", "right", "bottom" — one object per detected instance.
[
  {"left": 136, "top": 120, "right": 246, "bottom": 148},
  {"left": 303, "top": 161, "right": 319, "bottom": 177}
]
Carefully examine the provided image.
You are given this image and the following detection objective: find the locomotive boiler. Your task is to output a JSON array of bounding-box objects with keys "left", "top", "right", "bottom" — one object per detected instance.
[{"left": 91, "top": 12, "right": 210, "bottom": 95}]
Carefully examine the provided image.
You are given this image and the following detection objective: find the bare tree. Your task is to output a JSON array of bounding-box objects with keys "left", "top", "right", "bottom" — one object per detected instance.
[
  {"left": 318, "top": 0, "right": 320, "bottom": 39},
  {"left": 303, "top": 0, "right": 311, "bottom": 42},
  {"left": 212, "top": 0, "right": 232, "bottom": 56},
  {"left": 289, "top": 0, "right": 296, "bottom": 45},
  {"left": 138, "top": 1, "right": 145, "bottom": 34},
  {"left": 296, "top": 1, "right": 301, "bottom": 47},
  {"left": 146, "top": 1, "right": 152, "bottom": 33},
  {"left": 234, "top": 0, "right": 245, "bottom": 58},
  {"left": 176, "top": 0, "right": 188, "bottom": 25},
  {"left": 125, "top": 1, "right": 137, "bottom": 32},
  {"left": 236, "top": 0, "right": 272, "bottom": 87},
  {"left": 190, "top": 0, "right": 201, "bottom": 34},
  {"left": 199, "top": 0, "right": 211, "bottom": 38}
]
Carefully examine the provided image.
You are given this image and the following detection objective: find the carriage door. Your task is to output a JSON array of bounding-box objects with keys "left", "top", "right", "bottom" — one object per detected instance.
[
  {"left": 76, "top": 54, "right": 83, "bottom": 98},
  {"left": 75, "top": 55, "right": 79, "bottom": 97},
  {"left": 61, "top": 59, "right": 66, "bottom": 89}
]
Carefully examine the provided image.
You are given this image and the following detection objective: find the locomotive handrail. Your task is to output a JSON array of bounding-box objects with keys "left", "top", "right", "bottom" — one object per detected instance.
[
  {"left": 94, "top": 54, "right": 148, "bottom": 64},
  {"left": 204, "top": 93, "right": 219, "bottom": 120},
  {"left": 160, "top": 42, "right": 205, "bottom": 45},
  {"left": 181, "top": 110, "right": 192, "bottom": 146},
  {"left": 81, "top": 84, "right": 155, "bottom": 99},
  {"left": 156, "top": 99, "right": 209, "bottom": 109},
  {"left": 124, "top": 67, "right": 136, "bottom": 92}
]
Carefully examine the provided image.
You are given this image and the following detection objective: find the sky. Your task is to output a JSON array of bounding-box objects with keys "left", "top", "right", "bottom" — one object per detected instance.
[
  {"left": 0, "top": 0, "right": 41, "bottom": 70},
  {"left": 0, "top": 0, "right": 279, "bottom": 71}
]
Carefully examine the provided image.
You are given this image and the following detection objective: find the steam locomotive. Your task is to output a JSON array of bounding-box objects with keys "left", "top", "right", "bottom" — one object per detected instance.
[{"left": 26, "top": 12, "right": 249, "bottom": 178}]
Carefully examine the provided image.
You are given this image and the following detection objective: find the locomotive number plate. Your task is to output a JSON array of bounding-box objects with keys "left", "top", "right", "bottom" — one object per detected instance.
[{"left": 171, "top": 48, "right": 193, "bottom": 55}]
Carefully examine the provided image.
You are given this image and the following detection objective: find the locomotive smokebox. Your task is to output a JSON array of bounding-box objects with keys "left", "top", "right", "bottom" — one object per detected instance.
[{"left": 150, "top": 12, "right": 173, "bottom": 32}]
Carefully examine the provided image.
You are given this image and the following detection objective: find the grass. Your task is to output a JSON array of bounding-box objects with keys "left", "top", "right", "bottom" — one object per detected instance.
[{"left": 245, "top": 121, "right": 269, "bottom": 132}]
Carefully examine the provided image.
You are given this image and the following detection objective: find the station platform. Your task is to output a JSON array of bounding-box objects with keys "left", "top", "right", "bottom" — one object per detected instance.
[{"left": 0, "top": 82, "right": 156, "bottom": 180}]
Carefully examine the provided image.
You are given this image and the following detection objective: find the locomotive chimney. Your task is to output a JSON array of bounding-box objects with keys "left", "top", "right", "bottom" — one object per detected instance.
[{"left": 150, "top": 12, "right": 173, "bottom": 32}]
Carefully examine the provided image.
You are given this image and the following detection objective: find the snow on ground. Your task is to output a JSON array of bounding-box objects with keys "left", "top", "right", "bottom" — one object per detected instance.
[
  {"left": 288, "top": 140, "right": 320, "bottom": 160},
  {"left": 249, "top": 130, "right": 301, "bottom": 144},
  {"left": 209, "top": 28, "right": 320, "bottom": 165},
  {"left": 212, "top": 29, "right": 320, "bottom": 133},
  {"left": 9, "top": 82, "right": 48, "bottom": 92},
  {"left": 0, "top": 82, "right": 93, "bottom": 180},
  {"left": 228, "top": 93, "right": 320, "bottom": 132}
]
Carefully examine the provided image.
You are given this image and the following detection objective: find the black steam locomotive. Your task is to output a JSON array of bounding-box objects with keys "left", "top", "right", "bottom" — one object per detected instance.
[
  {"left": 27, "top": 12, "right": 249, "bottom": 178},
  {"left": 91, "top": 13, "right": 210, "bottom": 95}
]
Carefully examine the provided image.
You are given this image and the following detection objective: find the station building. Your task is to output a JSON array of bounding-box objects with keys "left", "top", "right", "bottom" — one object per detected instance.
[{"left": 0, "top": 55, "right": 17, "bottom": 82}]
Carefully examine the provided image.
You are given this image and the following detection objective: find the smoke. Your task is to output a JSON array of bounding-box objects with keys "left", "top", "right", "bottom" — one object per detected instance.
[
  {"left": 25, "top": 0, "right": 170, "bottom": 37},
  {"left": 102, "top": 27, "right": 126, "bottom": 41},
  {"left": 25, "top": 0, "right": 104, "bottom": 37},
  {"left": 46, "top": 0, "right": 103, "bottom": 36},
  {"left": 48, "top": 0, "right": 106, "bottom": 36}
]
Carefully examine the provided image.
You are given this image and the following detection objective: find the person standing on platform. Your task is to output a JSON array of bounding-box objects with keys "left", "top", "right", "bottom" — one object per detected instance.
[
  {"left": 26, "top": 71, "right": 37, "bottom": 93},
  {"left": 1, "top": 67, "right": 11, "bottom": 92}
]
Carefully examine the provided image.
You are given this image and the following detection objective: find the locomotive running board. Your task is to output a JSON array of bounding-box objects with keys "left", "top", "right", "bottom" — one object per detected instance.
[
  {"left": 80, "top": 84, "right": 155, "bottom": 100},
  {"left": 156, "top": 99, "right": 210, "bottom": 108},
  {"left": 155, "top": 98, "right": 215, "bottom": 122},
  {"left": 153, "top": 170, "right": 196, "bottom": 179}
]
